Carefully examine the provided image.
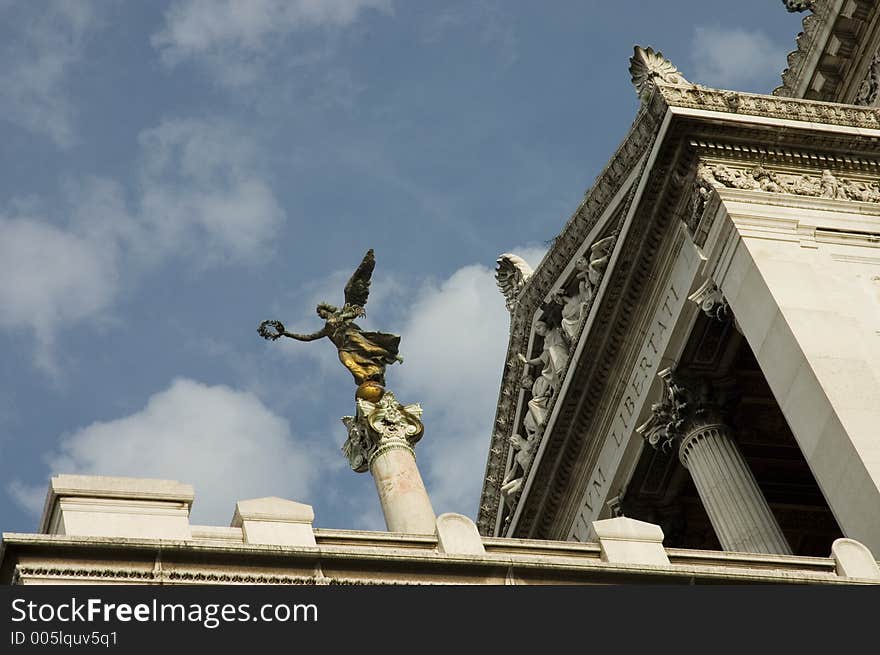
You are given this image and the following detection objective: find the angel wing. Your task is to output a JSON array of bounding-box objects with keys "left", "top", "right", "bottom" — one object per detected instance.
[
  {"left": 495, "top": 253, "right": 534, "bottom": 313},
  {"left": 344, "top": 249, "right": 375, "bottom": 309},
  {"left": 589, "top": 235, "right": 616, "bottom": 260}
]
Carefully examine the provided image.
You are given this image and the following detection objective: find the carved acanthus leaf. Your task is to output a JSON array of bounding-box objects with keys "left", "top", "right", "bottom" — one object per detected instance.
[
  {"left": 496, "top": 253, "right": 534, "bottom": 313},
  {"left": 342, "top": 390, "right": 424, "bottom": 472},
  {"left": 629, "top": 45, "right": 690, "bottom": 100},
  {"left": 636, "top": 369, "right": 731, "bottom": 451}
]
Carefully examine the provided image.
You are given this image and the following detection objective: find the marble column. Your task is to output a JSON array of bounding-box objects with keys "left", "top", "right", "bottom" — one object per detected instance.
[
  {"left": 369, "top": 437, "right": 436, "bottom": 534},
  {"left": 638, "top": 369, "right": 792, "bottom": 555},
  {"left": 341, "top": 390, "right": 436, "bottom": 534},
  {"left": 678, "top": 421, "right": 791, "bottom": 554}
]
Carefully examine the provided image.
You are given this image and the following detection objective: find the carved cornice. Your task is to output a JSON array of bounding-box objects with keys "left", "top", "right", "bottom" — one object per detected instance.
[
  {"left": 660, "top": 84, "right": 880, "bottom": 129},
  {"left": 775, "top": 0, "right": 878, "bottom": 102}
]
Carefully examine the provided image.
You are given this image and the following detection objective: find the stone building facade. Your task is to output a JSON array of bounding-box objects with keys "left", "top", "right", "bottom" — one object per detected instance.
[{"left": 3, "top": 1, "right": 880, "bottom": 585}]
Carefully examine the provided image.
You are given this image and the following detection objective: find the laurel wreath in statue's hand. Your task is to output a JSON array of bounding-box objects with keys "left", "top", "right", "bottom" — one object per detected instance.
[{"left": 258, "top": 319, "right": 285, "bottom": 341}]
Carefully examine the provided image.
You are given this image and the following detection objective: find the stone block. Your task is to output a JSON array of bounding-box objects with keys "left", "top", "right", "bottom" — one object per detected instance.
[
  {"left": 592, "top": 517, "right": 669, "bottom": 566},
  {"left": 231, "top": 497, "right": 316, "bottom": 547},
  {"left": 435, "top": 513, "right": 486, "bottom": 556},
  {"left": 40, "top": 474, "right": 194, "bottom": 540},
  {"left": 831, "top": 538, "right": 880, "bottom": 579}
]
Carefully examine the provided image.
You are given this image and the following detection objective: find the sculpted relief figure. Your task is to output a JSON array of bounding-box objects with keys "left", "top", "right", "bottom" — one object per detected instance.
[
  {"left": 551, "top": 235, "right": 616, "bottom": 343},
  {"left": 259, "top": 249, "right": 403, "bottom": 395},
  {"left": 521, "top": 372, "right": 552, "bottom": 442},
  {"left": 552, "top": 265, "right": 591, "bottom": 343},
  {"left": 501, "top": 433, "right": 537, "bottom": 507},
  {"left": 518, "top": 320, "right": 568, "bottom": 392}
]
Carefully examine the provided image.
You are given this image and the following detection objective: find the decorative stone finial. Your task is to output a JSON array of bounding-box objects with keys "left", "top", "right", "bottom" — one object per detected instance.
[
  {"left": 629, "top": 46, "right": 689, "bottom": 101},
  {"left": 782, "top": 0, "right": 814, "bottom": 12}
]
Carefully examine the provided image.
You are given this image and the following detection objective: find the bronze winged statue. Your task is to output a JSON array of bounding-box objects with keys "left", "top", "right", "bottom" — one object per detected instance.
[{"left": 258, "top": 249, "right": 403, "bottom": 398}]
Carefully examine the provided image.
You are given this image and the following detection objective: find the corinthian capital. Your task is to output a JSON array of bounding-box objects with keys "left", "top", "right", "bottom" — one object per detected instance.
[
  {"left": 636, "top": 369, "right": 732, "bottom": 450},
  {"left": 341, "top": 390, "right": 424, "bottom": 472}
]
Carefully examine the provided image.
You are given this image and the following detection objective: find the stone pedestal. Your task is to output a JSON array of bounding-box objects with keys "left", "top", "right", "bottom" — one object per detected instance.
[
  {"left": 342, "top": 389, "right": 436, "bottom": 534},
  {"left": 638, "top": 370, "right": 792, "bottom": 555},
  {"left": 39, "top": 474, "right": 194, "bottom": 540},
  {"left": 679, "top": 423, "right": 791, "bottom": 554}
]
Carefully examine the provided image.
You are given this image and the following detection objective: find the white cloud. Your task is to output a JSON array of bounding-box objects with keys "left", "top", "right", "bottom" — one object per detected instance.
[
  {"left": 0, "top": 1, "right": 101, "bottom": 146},
  {"left": 691, "top": 26, "right": 786, "bottom": 91},
  {"left": 9, "top": 378, "right": 320, "bottom": 525},
  {"left": 152, "top": 0, "right": 392, "bottom": 85},
  {"left": 394, "top": 246, "right": 544, "bottom": 517},
  {"left": 0, "top": 216, "right": 119, "bottom": 373},
  {"left": 1, "top": 117, "right": 286, "bottom": 372},
  {"left": 136, "top": 118, "right": 285, "bottom": 264}
]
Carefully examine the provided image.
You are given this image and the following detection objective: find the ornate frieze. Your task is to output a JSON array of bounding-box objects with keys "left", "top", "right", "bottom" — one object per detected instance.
[
  {"left": 697, "top": 163, "right": 880, "bottom": 203},
  {"left": 498, "top": 233, "right": 618, "bottom": 529}
]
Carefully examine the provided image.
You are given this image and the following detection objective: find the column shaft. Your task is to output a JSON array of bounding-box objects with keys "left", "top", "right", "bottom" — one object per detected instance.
[
  {"left": 370, "top": 445, "right": 436, "bottom": 534},
  {"left": 680, "top": 424, "right": 792, "bottom": 555}
]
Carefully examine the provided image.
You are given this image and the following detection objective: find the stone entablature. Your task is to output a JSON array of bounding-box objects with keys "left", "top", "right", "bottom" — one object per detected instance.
[{"left": 479, "top": 47, "right": 880, "bottom": 541}]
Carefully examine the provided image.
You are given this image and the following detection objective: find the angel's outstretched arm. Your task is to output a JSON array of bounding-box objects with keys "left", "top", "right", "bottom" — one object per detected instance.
[
  {"left": 280, "top": 328, "right": 327, "bottom": 342},
  {"left": 258, "top": 319, "right": 329, "bottom": 342}
]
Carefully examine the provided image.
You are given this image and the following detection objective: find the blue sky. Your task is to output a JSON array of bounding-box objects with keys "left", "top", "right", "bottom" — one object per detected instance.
[{"left": 0, "top": 1, "right": 805, "bottom": 533}]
